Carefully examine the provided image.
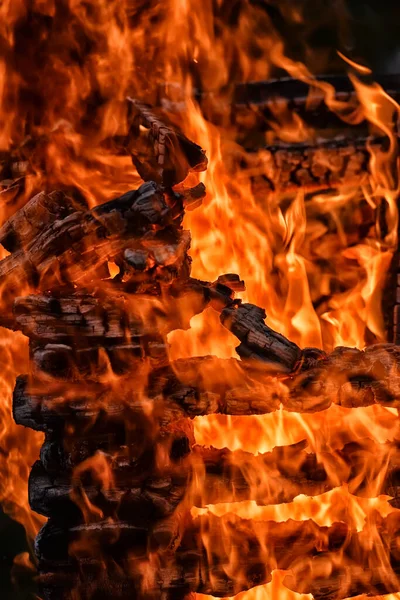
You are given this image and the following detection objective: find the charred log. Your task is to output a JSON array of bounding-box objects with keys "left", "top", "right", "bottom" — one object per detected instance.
[
  {"left": 237, "top": 135, "right": 398, "bottom": 195},
  {"left": 34, "top": 513, "right": 378, "bottom": 598},
  {"left": 13, "top": 340, "right": 400, "bottom": 437},
  {"left": 125, "top": 98, "right": 208, "bottom": 186},
  {"left": 0, "top": 181, "right": 202, "bottom": 293},
  {"left": 28, "top": 436, "right": 400, "bottom": 520},
  {"left": 159, "top": 73, "right": 400, "bottom": 131},
  {"left": 220, "top": 303, "right": 303, "bottom": 371},
  {"left": 0, "top": 190, "right": 86, "bottom": 253}
]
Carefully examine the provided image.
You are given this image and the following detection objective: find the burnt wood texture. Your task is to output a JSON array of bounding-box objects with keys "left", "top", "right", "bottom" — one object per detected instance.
[
  {"left": 3, "top": 72, "right": 400, "bottom": 600},
  {"left": 3, "top": 179, "right": 400, "bottom": 600}
]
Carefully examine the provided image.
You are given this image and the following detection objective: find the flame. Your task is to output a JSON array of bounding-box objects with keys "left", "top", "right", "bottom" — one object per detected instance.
[{"left": 1, "top": 2, "right": 400, "bottom": 600}]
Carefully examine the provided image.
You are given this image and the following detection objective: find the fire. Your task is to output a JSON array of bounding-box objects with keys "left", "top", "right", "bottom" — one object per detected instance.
[{"left": 1, "top": 2, "right": 400, "bottom": 600}]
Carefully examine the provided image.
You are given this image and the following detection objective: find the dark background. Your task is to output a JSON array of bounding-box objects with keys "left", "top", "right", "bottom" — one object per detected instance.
[{"left": 1, "top": 0, "right": 400, "bottom": 598}]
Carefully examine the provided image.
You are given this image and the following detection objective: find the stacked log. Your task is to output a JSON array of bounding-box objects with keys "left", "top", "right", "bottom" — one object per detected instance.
[
  {"left": 2, "top": 84, "right": 400, "bottom": 600},
  {"left": 1, "top": 174, "right": 400, "bottom": 599},
  {"left": 159, "top": 73, "right": 400, "bottom": 131}
]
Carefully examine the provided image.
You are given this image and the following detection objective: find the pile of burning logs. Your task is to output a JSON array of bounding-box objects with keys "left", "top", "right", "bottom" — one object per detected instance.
[{"left": 2, "top": 88, "right": 400, "bottom": 600}]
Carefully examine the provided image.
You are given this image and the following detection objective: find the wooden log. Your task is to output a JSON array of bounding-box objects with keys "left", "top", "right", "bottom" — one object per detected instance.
[
  {"left": 236, "top": 134, "right": 397, "bottom": 195},
  {"left": 13, "top": 293, "right": 169, "bottom": 344},
  {"left": 159, "top": 73, "right": 400, "bottom": 130},
  {"left": 38, "top": 569, "right": 190, "bottom": 600},
  {"left": 0, "top": 181, "right": 199, "bottom": 293},
  {"left": 13, "top": 375, "right": 121, "bottom": 432},
  {"left": 28, "top": 435, "right": 400, "bottom": 519},
  {"left": 34, "top": 513, "right": 352, "bottom": 597},
  {"left": 13, "top": 294, "right": 151, "bottom": 344},
  {"left": 13, "top": 340, "right": 400, "bottom": 436},
  {"left": 125, "top": 98, "right": 208, "bottom": 187},
  {"left": 29, "top": 459, "right": 188, "bottom": 521},
  {"left": 31, "top": 339, "right": 169, "bottom": 379},
  {"left": 35, "top": 510, "right": 400, "bottom": 599},
  {"left": 220, "top": 303, "right": 303, "bottom": 372},
  {"left": 10, "top": 272, "right": 240, "bottom": 342},
  {"left": 0, "top": 190, "right": 86, "bottom": 253},
  {"left": 230, "top": 74, "right": 400, "bottom": 112},
  {"left": 13, "top": 351, "right": 289, "bottom": 432}
]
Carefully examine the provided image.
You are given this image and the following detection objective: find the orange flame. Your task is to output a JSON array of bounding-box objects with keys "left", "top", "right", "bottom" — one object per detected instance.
[{"left": 0, "top": 3, "right": 400, "bottom": 600}]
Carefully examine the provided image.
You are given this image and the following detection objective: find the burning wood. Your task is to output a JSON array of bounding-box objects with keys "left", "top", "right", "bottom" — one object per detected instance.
[
  {"left": 1, "top": 5, "right": 400, "bottom": 598},
  {"left": 33, "top": 512, "right": 400, "bottom": 600},
  {"left": 26, "top": 436, "right": 400, "bottom": 518},
  {"left": 0, "top": 158, "right": 397, "bottom": 599},
  {"left": 237, "top": 135, "right": 391, "bottom": 194},
  {"left": 161, "top": 73, "right": 400, "bottom": 130},
  {"left": 125, "top": 98, "right": 208, "bottom": 186}
]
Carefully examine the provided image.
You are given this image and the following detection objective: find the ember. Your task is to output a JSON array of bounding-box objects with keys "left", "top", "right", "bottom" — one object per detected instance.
[{"left": 1, "top": 2, "right": 400, "bottom": 600}]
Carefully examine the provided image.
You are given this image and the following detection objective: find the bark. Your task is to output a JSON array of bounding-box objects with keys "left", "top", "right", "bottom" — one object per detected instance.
[
  {"left": 220, "top": 303, "right": 303, "bottom": 371},
  {"left": 13, "top": 341, "right": 400, "bottom": 433},
  {"left": 31, "top": 340, "right": 169, "bottom": 379},
  {"left": 125, "top": 98, "right": 208, "bottom": 187},
  {"left": 238, "top": 135, "right": 396, "bottom": 195},
  {"left": 36, "top": 512, "right": 400, "bottom": 599},
  {"left": 28, "top": 435, "right": 400, "bottom": 519},
  {"left": 0, "top": 181, "right": 199, "bottom": 293},
  {"left": 0, "top": 190, "right": 86, "bottom": 253}
]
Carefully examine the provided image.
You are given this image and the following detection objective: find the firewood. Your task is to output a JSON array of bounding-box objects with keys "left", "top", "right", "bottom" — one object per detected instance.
[
  {"left": 13, "top": 294, "right": 153, "bottom": 344},
  {"left": 35, "top": 510, "right": 400, "bottom": 599},
  {"left": 237, "top": 134, "right": 397, "bottom": 195},
  {"left": 28, "top": 434, "right": 400, "bottom": 520},
  {"left": 13, "top": 375, "right": 119, "bottom": 432},
  {"left": 34, "top": 514, "right": 351, "bottom": 597},
  {"left": 13, "top": 293, "right": 178, "bottom": 345},
  {"left": 28, "top": 459, "right": 188, "bottom": 521},
  {"left": 31, "top": 338, "right": 169, "bottom": 380},
  {"left": 0, "top": 190, "right": 86, "bottom": 253},
  {"left": 10, "top": 273, "right": 239, "bottom": 343},
  {"left": 125, "top": 98, "right": 208, "bottom": 186},
  {"left": 38, "top": 569, "right": 190, "bottom": 600},
  {"left": 13, "top": 340, "right": 400, "bottom": 436},
  {"left": 230, "top": 73, "right": 400, "bottom": 113},
  {"left": 220, "top": 303, "right": 303, "bottom": 371},
  {"left": 161, "top": 73, "right": 400, "bottom": 130},
  {"left": 0, "top": 181, "right": 199, "bottom": 293}
]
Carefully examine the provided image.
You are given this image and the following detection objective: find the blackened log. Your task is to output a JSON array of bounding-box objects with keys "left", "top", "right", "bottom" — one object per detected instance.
[
  {"left": 13, "top": 293, "right": 162, "bottom": 344},
  {"left": 125, "top": 98, "right": 208, "bottom": 186},
  {"left": 13, "top": 342, "right": 400, "bottom": 436},
  {"left": 38, "top": 569, "right": 190, "bottom": 600},
  {"left": 29, "top": 460, "right": 188, "bottom": 521},
  {"left": 0, "top": 190, "right": 85, "bottom": 253},
  {"left": 0, "top": 181, "right": 195, "bottom": 293},
  {"left": 230, "top": 74, "right": 400, "bottom": 111},
  {"left": 160, "top": 74, "right": 400, "bottom": 130},
  {"left": 238, "top": 135, "right": 397, "bottom": 194},
  {"left": 34, "top": 514, "right": 349, "bottom": 597},
  {"left": 35, "top": 510, "right": 400, "bottom": 599},
  {"left": 31, "top": 339, "right": 168, "bottom": 379},
  {"left": 10, "top": 271, "right": 238, "bottom": 344},
  {"left": 196, "top": 438, "right": 400, "bottom": 507},
  {"left": 221, "top": 303, "right": 302, "bottom": 371},
  {"left": 13, "top": 371, "right": 277, "bottom": 432},
  {"left": 28, "top": 435, "right": 400, "bottom": 519},
  {"left": 13, "top": 375, "right": 120, "bottom": 432}
]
